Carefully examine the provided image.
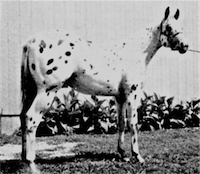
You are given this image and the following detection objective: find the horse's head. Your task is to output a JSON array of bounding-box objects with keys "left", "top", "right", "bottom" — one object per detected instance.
[{"left": 160, "top": 7, "right": 189, "bottom": 54}]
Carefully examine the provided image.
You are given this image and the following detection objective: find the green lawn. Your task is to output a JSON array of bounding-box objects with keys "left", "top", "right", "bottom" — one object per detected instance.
[{"left": 0, "top": 127, "right": 199, "bottom": 173}]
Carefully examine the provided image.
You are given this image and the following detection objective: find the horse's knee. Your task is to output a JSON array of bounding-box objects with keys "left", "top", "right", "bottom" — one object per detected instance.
[{"left": 129, "top": 116, "right": 138, "bottom": 132}]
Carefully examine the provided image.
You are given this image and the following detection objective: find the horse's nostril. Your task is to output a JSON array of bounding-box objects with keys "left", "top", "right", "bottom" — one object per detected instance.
[
  {"left": 183, "top": 43, "right": 189, "bottom": 50},
  {"left": 180, "top": 42, "right": 187, "bottom": 49}
]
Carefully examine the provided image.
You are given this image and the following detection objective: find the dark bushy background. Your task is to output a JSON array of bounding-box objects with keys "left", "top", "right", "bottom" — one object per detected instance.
[{"left": 36, "top": 90, "right": 200, "bottom": 136}]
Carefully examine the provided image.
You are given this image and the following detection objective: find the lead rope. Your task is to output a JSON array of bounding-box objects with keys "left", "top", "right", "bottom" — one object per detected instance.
[{"left": 188, "top": 49, "right": 200, "bottom": 53}]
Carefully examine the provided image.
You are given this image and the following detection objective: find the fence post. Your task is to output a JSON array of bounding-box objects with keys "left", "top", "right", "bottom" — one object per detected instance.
[{"left": 0, "top": 109, "right": 3, "bottom": 136}]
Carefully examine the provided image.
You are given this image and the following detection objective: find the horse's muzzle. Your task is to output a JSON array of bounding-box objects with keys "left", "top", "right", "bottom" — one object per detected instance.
[{"left": 178, "top": 42, "right": 189, "bottom": 54}]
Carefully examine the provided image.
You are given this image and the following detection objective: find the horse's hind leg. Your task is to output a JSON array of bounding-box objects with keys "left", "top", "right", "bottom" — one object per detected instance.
[{"left": 22, "top": 91, "right": 56, "bottom": 172}]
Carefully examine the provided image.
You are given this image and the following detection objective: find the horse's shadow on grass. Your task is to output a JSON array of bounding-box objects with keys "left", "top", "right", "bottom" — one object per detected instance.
[
  {"left": 0, "top": 159, "right": 28, "bottom": 173},
  {"left": 0, "top": 152, "right": 123, "bottom": 173},
  {"left": 37, "top": 151, "right": 121, "bottom": 164}
]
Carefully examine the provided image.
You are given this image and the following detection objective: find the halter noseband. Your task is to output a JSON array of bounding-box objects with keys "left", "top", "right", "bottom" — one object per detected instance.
[{"left": 161, "top": 31, "right": 183, "bottom": 41}]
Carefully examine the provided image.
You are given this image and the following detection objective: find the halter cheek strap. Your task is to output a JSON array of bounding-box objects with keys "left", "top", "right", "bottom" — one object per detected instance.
[{"left": 161, "top": 29, "right": 183, "bottom": 41}]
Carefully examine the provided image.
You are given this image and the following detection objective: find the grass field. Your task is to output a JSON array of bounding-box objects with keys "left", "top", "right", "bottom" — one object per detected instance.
[{"left": 0, "top": 127, "right": 199, "bottom": 174}]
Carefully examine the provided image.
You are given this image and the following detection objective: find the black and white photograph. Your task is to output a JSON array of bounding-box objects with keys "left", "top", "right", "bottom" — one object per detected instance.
[{"left": 0, "top": 1, "right": 199, "bottom": 173}]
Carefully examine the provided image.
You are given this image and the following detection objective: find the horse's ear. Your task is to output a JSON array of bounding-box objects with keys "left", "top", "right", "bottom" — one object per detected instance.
[
  {"left": 164, "top": 6, "right": 170, "bottom": 20},
  {"left": 174, "top": 9, "right": 180, "bottom": 20}
]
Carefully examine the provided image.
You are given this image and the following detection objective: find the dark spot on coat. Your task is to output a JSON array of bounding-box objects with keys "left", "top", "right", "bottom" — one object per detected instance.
[
  {"left": 46, "top": 85, "right": 58, "bottom": 93},
  {"left": 66, "top": 34, "right": 69, "bottom": 36},
  {"left": 87, "top": 41, "right": 92, "bottom": 44},
  {"left": 90, "top": 64, "right": 93, "bottom": 69},
  {"left": 49, "top": 44, "right": 53, "bottom": 49},
  {"left": 84, "top": 59, "right": 87, "bottom": 62},
  {"left": 52, "top": 67, "right": 58, "bottom": 71},
  {"left": 70, "top": 43, "right": 74, "bottom": 47},
  {"left": 122, "top": 43, "right": 126, "bottom": 48},
  {"left": 46, "top": 69, "right": 53, "bottom": 75},
  {"left": 134, "top": 95, "right": 137, "bottom": 100},
  {"left": 141, "top": 82, "right": 144, "bottom": 89},
  {"left": 47, "top": 59, "right": 54, "bottom": 65},
  {"left": 65, "top": 60, "right": 68, "bottom": 64},
  {"left": 43, "top": 81, "right": 46, "bottom": 85},
  {"left": 93, "top": 72, "right": 98, "bottom": 75},
  {"left": 29, "top": 117, "right": 32, "bottom": 121},
  {"left": 32, "top": 38, "right": 36, "bottom": 43},
  {"left": 31, "top": 64, "right": 36, "bottom": 70},
  {"left": 47, "top": 92, "right": 50, "bottom": 96},
  {"left": 58, "top": 39, "right": 64, "bottom": 46},
  {"left": 33, "top": 121, "right": 36, "bottom": 125},
  {"left": 39, "top": 47, "right": 43, "bottom": 53},
  {"left": 23, "top": 46, "right": 27, "bottom": 53},
  {"left": 59, "top": 56, "right": 62, "bottom": 59},
  {"left": 107, "top": 80, "right": 110, "bottom": 82},
  {"left": 133, "top": 137, "right": 136, "bottom": 143},
  {"left": 65, "top": 51, "right": 71, "bottom": 56},
  {"left": 40, "top": 40, "right": 46, "bottom": 48},
  {"left": 131, "top": 84, "right": 138, "bottom": 91}
]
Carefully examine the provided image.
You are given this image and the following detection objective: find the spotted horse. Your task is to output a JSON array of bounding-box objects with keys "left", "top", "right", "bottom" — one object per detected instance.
[{"left": 20, "top": 7, "right": 188, "bottom": 173}]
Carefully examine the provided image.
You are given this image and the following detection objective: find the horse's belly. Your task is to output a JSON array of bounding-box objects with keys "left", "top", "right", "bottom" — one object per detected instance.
[{"left": 68, "top": 73, "right": 119, "bottom": 96}]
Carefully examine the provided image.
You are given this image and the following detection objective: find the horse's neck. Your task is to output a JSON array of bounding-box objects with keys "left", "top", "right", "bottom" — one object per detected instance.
[{"left": 129, "top": 24, "right": 162, "bottom": 67}]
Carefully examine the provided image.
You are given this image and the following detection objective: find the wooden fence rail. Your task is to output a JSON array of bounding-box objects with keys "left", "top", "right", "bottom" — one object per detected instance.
[{"left": 0, "top": 109, "right": 20, "bottom": 135}]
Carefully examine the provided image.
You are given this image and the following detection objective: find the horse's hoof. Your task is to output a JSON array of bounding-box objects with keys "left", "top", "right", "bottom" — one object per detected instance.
[
  {"left": 122, "top": 157, "right": 130, "bottom": 162},
  {"left": 29, "top": 162, "right": 40, "bottom": 174},
  {"left": 138, "top": 156, "right": 145, "bottom": 164}
]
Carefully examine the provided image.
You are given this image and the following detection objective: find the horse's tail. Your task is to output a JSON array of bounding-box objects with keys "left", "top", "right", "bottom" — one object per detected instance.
[{"left": 20, "top": 44, "right": 37, "bottom": 115}]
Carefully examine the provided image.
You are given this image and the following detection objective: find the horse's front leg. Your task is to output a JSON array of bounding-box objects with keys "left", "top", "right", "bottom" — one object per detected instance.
[
  {"left": 127, "top": 92, "right": 145, "bottom": 163},
  {"left": 115, "top": 100, "right": 129, "bottom": 161}
]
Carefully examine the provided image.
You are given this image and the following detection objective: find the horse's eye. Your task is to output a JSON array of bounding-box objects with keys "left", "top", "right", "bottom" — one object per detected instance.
[{"left": 166, "top": 25, "right": 172, "bottom": 32}]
